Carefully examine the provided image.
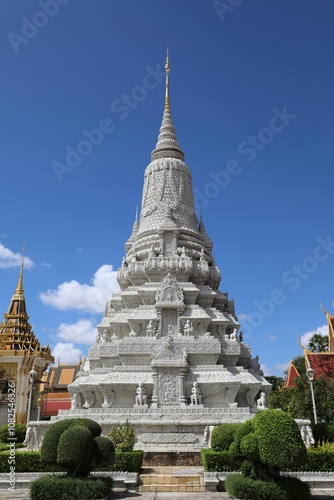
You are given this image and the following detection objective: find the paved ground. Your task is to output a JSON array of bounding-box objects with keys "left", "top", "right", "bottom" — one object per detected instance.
[{"left": 2, "top": 489, "right": 334, "bottom": 499}]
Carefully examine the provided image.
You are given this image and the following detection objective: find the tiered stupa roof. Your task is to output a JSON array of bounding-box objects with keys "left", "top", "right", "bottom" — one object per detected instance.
[{"left": 0, "top": 254, "right": 52, "bottom": 356}]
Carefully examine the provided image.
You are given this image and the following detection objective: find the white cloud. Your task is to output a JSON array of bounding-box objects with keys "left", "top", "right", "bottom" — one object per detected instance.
[
  {"left": 239, "top": 313, "right": 253, "bottom": 321},
  {"left": 260, "top": 364, "right": 271, "bottom": 376},
  {"left": 0, "top": 244, "right": 34, "bottom": 269},
  {"left": 39, "top": 264, "right": 120, "bottom": 313},
  {"left": 56, "top": 319, "right": 96, "bottom": 345},
  {"left": 267, "top": 334, "right": 277, "bottom": 341},
  {"left": 52, "top": 342, "right": 83, "bottom": 364},
  {"left": 299, "top": 324, "right": 327, "bottom": 348},
  {"left": 275, "top": 362, "right": 290, "bottom": 373}
]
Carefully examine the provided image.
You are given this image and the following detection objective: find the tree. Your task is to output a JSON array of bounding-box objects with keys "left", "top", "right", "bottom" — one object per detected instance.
[
  {"left": 287, "top": 355, "right": 306, "bottom": 376},
  {"left": 264, "top": 376, "right": 284, "bottom": 391},
  {"left": 269, "top": 374, "right": 334, "bottom": 423},
  {"left": 308, "top": 333, "right": 328, "bottom": 353}
]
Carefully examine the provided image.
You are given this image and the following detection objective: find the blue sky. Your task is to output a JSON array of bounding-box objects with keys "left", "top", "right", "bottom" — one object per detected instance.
[{"left": 1, "top": 0, "right": 333, "bottom": 376}]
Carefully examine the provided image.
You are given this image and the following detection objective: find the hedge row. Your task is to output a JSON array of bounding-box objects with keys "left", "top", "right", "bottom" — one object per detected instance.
[
  {"left": 201, "top": 447, "right": 334, "bottom": 473},
  {"left": 30, "top": 475, "right": 112, "bottom": 500},
  {"left": 201, "top": 449, "right": 243, "bottom": 472},
  {"left": 0, "top": 450, "right": 143, "bottom": 473},
  {"left": 225, "top": 474, "right": 310, "bottom": 500}
]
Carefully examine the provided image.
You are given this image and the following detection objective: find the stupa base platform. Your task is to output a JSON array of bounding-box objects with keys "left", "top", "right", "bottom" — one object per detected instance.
[{"left": 47, "top": 406, "right": 255, "bottom": 452}]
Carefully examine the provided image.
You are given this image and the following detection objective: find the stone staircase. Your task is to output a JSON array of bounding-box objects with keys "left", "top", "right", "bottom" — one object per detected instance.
[{"left": 138, "top": 466, "right": 205, "bottom": 493}]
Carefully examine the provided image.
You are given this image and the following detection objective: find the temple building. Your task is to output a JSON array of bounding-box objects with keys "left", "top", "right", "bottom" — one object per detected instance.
[
  {"left": 283, "top": 305, "right": 334, "bottom": 389},
  {"left": 39, "top": 360, "right": 81, "bottom": 419},
  {"left": 53, "top": 54, "right": 271, "bottom": 452},
  {"left": 0, "top": 255, "right": 54, "bottom": 424}
]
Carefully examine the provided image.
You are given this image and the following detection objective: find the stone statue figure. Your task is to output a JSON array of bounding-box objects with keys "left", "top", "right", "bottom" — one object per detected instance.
[
  {"left": 183, "top": 320, "right": 193, "bottom": 337},
  {"left": 71, "top": 393, "right": 79, "bottom": 409},
  {"left": 295, "top": 419, "right": 315, "bottom": 448},
  {"left": 135, "top": 382, "right": 147, "bottom": 406},
  {"left": 256, "top": 391, "right": 266, "bottom": 410},
  {"left": 23, "top": 426, "right": 39, "bottom": 450},
  {"left": 229, "top": 328, "right": 238, "bottom": 341},
  {"left": 301, "top": 425, "right": 315, "bottom": 448},
  {"left": 203, "top": 425, "right": 215, "bottom": 446},
  {"left": 146, "top": 320, "right": 155, "bottom": 337},
  {"left": 102, "top": 329, "right": 109, "bottom": 342},
  {"left": 190, "top": 382, "right": 202, "bottom": 406}
]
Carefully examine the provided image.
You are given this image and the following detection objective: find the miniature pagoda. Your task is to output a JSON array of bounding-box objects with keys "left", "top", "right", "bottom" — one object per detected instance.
[
  {"left": 0, "top": 252, "right": 53, "bottom": 424},
  {"left": 56, "top": 54, "right": 271, "bottom": 451}
]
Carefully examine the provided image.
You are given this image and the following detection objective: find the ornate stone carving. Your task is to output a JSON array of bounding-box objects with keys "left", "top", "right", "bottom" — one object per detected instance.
[
  {"left": 155, "top": 273, "right": 184, "bottom": 304},
  {"left": 138, "top": 432, "right": 198, "bottom": 444}
]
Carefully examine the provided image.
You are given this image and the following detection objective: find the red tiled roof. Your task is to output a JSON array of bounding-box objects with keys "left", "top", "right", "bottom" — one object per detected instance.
[
  {"left": 283, "top": 363, "right": 300, "bottom": 388},
  {"left": 306, "top": 352, "right": 334, "bottom": 378}
]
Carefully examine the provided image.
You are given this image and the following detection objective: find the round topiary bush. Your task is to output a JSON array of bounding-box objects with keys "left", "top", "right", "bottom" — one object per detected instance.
[
  {"left": 0, "top": 423, "right": 26, "bottom": 444},
  {"left": 210, "top": 423, "right": 241, "bottom": 451},
  {"left": 57, "top": 426, "right": 94, "bottom": 476},
  {"left": 253, "top": 410, "right": 307, "bottom": 470},
  {"left": 228, "top": 418, "right": 254, "bottom": 458},
  {"left": 223, "top": 410, "right": 311, "bottom": 499},
  {"left": 41, "top": 418, "right": 101, "bottom": 464},
  {"left": 240, "top": 433, "right": 260, "bottom": 462},
  {"left": 32, "top": 418, "right": 115, "bottom": 499},
  {"left": 93, "top": 435, "right": 115, "bottom": 467}
]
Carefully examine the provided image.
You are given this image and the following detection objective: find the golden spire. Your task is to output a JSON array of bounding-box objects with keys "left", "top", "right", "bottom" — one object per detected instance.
[
  {"left": 164, "top": 48, "right": 170, "bottom": 111},
  {"left": 14, "top": 243, "right": 26, "bottom": 298}
]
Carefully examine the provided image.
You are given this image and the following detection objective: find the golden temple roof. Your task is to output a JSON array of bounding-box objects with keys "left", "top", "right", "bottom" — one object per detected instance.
[{"left": 0, "top": 253, "right": 52, "bottom": 356}]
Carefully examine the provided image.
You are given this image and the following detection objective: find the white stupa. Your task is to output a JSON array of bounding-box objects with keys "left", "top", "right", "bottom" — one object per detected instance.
[{"left": 56, "top": 52, "right": 271, "bottom": 452}]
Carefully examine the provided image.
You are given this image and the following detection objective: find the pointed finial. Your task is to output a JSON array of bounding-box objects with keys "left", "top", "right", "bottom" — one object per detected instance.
[
  {"left": 320, "top": 303, "right": 328, "bottom": 315},
  {"left": 135, "top": 205, "right": 139, "bottom": 222},
  {"left": 165, "top": 48, "right": 170, "bottom": 111},
  {"left": 15, "top": 243, "right": 26, "bottom": 297}
]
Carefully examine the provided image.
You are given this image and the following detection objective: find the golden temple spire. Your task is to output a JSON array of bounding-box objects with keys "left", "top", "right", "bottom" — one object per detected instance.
[
  {"left": 164, "top": 48, "right": 170, "bottom": 111},
  {"left": 14, "top": 243, "right": 26, "bottom": 299}
]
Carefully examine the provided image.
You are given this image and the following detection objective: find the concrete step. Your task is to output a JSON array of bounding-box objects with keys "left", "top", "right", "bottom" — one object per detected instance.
[{"left": 138, "top": 466, "right": 205, "bottom": 493}]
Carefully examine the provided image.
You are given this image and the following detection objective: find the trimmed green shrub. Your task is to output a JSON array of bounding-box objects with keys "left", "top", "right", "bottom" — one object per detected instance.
[
  {"left": 0, "top": 451, "right": 65, "bottom": 473},
  {"left": 240, "top": 433, "right": 260, "bottom": 462},
  {"left": 225, "top": 474, "right": 288, "bottom": 500},
  {"left": 39, "top": 417, "right": 114, "bottom": 481},
  {"left": 30, "top": 475, "right": 112, "bottom": 500},
  {"left": 93, "top": 436, "right": 115, "bottom": 467},
  {"left": 313, "top": 422, "right": 334, "bottom": 444},
  {"left": 200, "top": 449, "right": 243, "bottom": 472},
  {"left": 286, "top": 446, "right": 334, "bottom": 472},
  {"left": 108, "top": 421, "right": 136, "bottom": 452},
  {"left": 229, "top": 418, "right": 254, "bottom": 458},
  {"left": 253, "top": 410, "right": 306, "bottom": 470},
  {"left": 278, "top": 477, "right": 311, "bottom": 500},
  {"left": 240, "top": 459, "right": 259, "bottom": 480},
  {"left": 0, "top": 423, "right": 26, "bottom": 443},
  {"left": 210, "top": 423, "right": 241, "bottom": 451},
  {"left": 41, "top": 418, "right": 101, "bottom": 464},
  {"left": 57, "top": 426, "right": 94, "bottom": 476},
  {"left": 111, "top": 450, "right": 143, "bottom": 473},
  {"left": 0, "top": 449, "right": 142, "bottom": 473}
]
